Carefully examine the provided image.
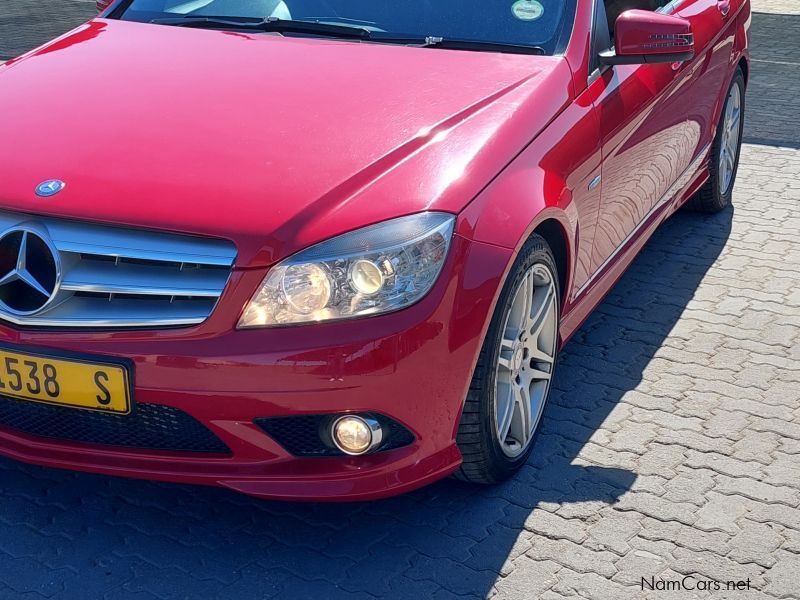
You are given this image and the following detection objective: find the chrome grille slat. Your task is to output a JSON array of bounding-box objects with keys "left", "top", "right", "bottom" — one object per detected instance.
[
  {"left": 0, "top": 210, "right": 236, "bottom": 328},
  {"left": 0, "top": 296, "right": 216, "bottom": 328},
  {"left": 60, "top": 257, "right": 229, "bottom": 298},
  {"left": 47, "top": 222, "right": 235, "bottom": 266}
]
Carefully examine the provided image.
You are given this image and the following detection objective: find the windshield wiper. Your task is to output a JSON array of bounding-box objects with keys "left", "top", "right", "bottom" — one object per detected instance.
[
  {"left": 416, "top": 36, "right": 546, "bottom": 55},
  {"left": 362, "top": 35, "right": 545, "bottom": 55},
  {"left": 150, "top": 16, "right": 372, "bottom": 39}
]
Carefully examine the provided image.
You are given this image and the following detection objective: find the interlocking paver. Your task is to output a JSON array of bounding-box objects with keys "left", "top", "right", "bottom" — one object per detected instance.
[
  {"left": 670, "top": 547, "right": 766, "bottom": 590},
  {"left": 0, "top": 0, "right": 798, "bottom": 599},
  {"left": 527, "top": 537, "right": 619, "bottom": 578},
  {"left": 523, "top": 508, "right": 590, "bottom": 544},
  {"left": 612, "top": 546, "right": 673, "bottom": 588},
  {"left": 727, "top": 520, "right": 784, "bottom": 568},
  {"left": 638, "top": 516, "right": 730, "bottom": 555},
  {"left": 763, "top": 552, "right": 800, "bottom": 599},
  {"left": 715, "top": 475, "right": 799, "bottom": 506},
  {"left": 585, "top": 511, "right": 643, "bottom": 555},
  {"left": 491, "top": 557, "right": 561, "bottom": 600},
  {"left": 694, "top": 491, "right": 751, "bottom": 535}
]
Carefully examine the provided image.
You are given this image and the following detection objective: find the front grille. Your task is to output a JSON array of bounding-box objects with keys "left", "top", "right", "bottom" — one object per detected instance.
[
  {"left": 255, "top": 414, "right": 415, "bottom": 457},
  {"left": 0, "top": 210, "right": 236, "bottom": 328},
  {"left": 0, "top": 395, "right": 231, "bottom": 454}
]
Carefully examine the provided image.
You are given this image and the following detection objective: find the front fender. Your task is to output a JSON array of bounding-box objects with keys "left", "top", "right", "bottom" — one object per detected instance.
[{"left": 456, "top": 93, "right": 603, "bottom": 306}]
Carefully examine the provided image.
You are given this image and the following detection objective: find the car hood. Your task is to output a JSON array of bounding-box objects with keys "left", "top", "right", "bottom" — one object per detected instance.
[{"left": 0, "top": 19, "right": 572, "bottom": 267}]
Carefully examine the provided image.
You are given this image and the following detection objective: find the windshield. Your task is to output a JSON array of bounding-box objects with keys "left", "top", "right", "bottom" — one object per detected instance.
[{"left": 115, "top": 0, "right": 576, "bottom": 55}]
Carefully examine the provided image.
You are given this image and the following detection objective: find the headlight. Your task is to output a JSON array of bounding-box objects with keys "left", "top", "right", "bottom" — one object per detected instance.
[{"left": 238, "top": 212, "right": 455, "bottom": 328}]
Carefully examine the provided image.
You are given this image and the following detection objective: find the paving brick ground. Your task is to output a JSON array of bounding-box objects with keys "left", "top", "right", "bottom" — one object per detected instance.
[{"left": 0, "top": 1, "right": 798, "bottom": 599}]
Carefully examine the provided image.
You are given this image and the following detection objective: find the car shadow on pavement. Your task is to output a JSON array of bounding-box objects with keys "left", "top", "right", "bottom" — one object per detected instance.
[{"left": 0, "top": 203, "right": 733, "bottom": 599}]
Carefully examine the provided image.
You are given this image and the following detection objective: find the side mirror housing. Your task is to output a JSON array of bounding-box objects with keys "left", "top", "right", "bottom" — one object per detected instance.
[
  {"left": 600, "top": 9, "right": 694, "bottom": 66},
  {"left": 97, "top": 0, "right": 113, "bottom": 12}
]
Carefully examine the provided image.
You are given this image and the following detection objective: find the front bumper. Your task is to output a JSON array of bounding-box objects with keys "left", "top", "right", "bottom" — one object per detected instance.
[{"left": 0, "top": 235, "right": 513, "bottom": 501}]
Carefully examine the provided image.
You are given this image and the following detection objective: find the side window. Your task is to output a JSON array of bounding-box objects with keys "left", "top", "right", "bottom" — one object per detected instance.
[{"left": 590, "top": 0, "right": 613, "bottom": 74}]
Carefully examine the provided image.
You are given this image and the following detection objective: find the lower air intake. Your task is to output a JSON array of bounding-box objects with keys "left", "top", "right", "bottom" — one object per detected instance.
[{"left": 0, "top": 395, "right": 230, "bottom": 454}]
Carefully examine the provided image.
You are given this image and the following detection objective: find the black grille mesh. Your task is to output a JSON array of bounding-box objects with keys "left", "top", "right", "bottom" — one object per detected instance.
[
  {"left": 0, "top": 395, "right": 230, "bottom": 454},
  {"left": 255, "top": 414, "right": 415, "bottom": 457}
]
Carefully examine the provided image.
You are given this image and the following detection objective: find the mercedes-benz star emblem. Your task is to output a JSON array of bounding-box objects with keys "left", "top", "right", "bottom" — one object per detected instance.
[
  {"left": 0, "top": 227, "right": 62, "bottom": 316},
  {"left": 35, "top": 179, "right": 66, "bottom": 198}
]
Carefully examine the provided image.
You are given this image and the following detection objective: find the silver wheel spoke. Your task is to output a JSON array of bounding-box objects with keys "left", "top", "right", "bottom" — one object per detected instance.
[
  {"left": 523, "top": 366, "right": 552, "bottom": 384},
  {"left": 726, "top": 133, "right": 738, "bottom": 162},
  {"left": 726, "top": 152, "right": 736, "bottom": 175},
  {"left": 496, "top": 383, "right": 515, "bottom": 443},
  {"left": 500, "top": 337, "right": 516, "bottom": 352},
  {"left": 527, "top": 282, "right": 555, "bottom": 338},
  {"left": 519, "top": 271, "right": 536, "bottom": 332},
  {"left": 528, "top": 344, "right": 554, "bottom": 365},
  {"left": 498, "top": 337, "right": 515, "bottom": 371},
  {"left": 728, "top": 109, "right": 740, "bottom": 134},
  {"left": 514, "top": 384, "right": 533, "bottom": 447}
]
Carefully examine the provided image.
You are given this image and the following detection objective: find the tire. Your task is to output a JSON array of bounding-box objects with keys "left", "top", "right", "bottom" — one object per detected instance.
[
  {"left": 455, "top": 234, "right": 560, "bottom": 484},
  {"left": 685, "top": 67, "right": 746, "bottom": 213}
]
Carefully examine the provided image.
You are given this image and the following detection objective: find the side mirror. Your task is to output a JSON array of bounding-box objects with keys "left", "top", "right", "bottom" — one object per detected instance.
[
  {"left": 600, "top": 9, "right": 694, "bottom": 66},
  {"left": 97, "top": 0, "right": 113, "bottom": 12}
]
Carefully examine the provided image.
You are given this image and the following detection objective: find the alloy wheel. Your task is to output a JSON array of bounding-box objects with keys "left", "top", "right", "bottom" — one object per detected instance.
[
  {"left": 719, "top": 82, "right": 742, "bottom": 196},
  {"left": 493, "top": 263, "right": 558, "bottom": 458}
]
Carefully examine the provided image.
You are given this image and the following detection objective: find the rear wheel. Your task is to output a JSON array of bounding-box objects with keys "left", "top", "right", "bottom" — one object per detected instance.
[
  {"left": 455, "top": 234, "right": 560, "bottom": 484},
  {"left": 685, "top": 67, "right": 745, "bottom": 213}
]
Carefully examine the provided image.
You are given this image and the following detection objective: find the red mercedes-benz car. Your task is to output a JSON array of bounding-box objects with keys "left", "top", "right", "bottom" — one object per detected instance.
[{"left": 0, "top": 0, "right": 748, "bottom": 500}]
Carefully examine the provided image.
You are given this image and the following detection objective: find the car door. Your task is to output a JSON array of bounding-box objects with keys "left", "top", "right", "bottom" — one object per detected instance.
[
  {"left": 587, "top": 0, "right": 699, "bottom": 276},
  {"left": 670, "top": 0, "right": 741, "bottom": 162}
]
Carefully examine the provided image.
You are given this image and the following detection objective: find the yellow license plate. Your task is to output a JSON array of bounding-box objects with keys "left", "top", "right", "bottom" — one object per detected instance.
[{"left": 0, "top": 347, "right": 131, "bottom": 414}]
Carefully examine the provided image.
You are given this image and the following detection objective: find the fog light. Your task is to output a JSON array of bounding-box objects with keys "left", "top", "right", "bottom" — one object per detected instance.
[{"left": 331, "top": 415, "right": 383, "bottom": 455}]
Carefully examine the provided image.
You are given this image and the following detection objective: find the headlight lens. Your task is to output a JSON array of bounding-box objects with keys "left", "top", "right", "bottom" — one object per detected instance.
[{"left": 238, "top": 212, "right": 455, "bottom": 328}]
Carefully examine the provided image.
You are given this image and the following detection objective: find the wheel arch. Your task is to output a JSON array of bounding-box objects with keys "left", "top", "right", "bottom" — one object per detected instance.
[
  {"left": 737, "top": 56, "right": 749, "bottom": 86},
  {"left": 532, "top": 218, "right": 570, "bottom": 308},
  {"left": 458, "top": 199, "right": 578, "bottom": 321}
]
